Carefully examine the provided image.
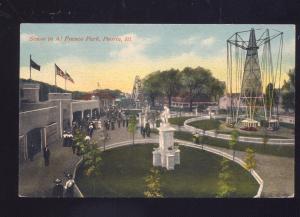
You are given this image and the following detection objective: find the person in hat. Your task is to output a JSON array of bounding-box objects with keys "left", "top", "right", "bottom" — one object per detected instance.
[
  {"left": 52, "top": 178, "right": 64, "bottom": 198},
  {"left": 64, "top": 173, "right": 75, "bottom": 198},
  {"left": 43, "top": 145, "right": 50, "bottom": 166}
]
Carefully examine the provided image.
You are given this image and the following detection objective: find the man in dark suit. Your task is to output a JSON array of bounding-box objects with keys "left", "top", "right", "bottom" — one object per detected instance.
[
  {"left": 52, "top": 179, "right": 64, "bottom": 198},
  {"left": 43, "top": 145, "right": 50, "bottom": 166}
]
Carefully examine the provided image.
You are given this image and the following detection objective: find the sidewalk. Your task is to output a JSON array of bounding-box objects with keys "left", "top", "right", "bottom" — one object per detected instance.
[
  {"left": 19, "top": 125, "right": 293, "bottom": 197},
  {"left": 19, "top": 140, "right": 80, "bottom": 197},
  {"left": 18, "top": 126, "right": 155, "bottom": 197}
]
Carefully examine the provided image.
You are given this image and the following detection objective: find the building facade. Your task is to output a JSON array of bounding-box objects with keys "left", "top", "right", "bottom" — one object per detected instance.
[{"left": 19, "top": 82, "right": 100, "bottom": 163}]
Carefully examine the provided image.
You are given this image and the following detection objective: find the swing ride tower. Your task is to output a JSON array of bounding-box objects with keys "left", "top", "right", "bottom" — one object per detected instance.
[{"left": 226, "top": 28, "right": 283, "bottom": 130}]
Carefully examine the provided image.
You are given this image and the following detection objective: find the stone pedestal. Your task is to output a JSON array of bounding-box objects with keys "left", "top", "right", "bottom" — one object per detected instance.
[
  {"left": 152, "top": 123, "right": 180, "bottom": 170},
  {"left": 166, "top": 153, "right": 175, "bottom": 170},
  {"left": 175, "top": 149, "right": 180, "bottom": 164},
  {"left": 152, "top": 148, "right": 161, "bottom": 166}
]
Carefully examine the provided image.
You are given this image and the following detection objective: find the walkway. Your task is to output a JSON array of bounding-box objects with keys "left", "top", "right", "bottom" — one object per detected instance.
[
  {"left": 197, "top": 144, "right": 294, "bottom": 197},
  {"left": 92, "top": 126, "right": 294, "bottom": 197},
  {"left": 19, "top": 124, "right": 293, "bottom": 198},
  {"left": 19, "top": 140, "right": 81, "bottom": 197},
  {"left": 18, "top": 125, "right": 157, "bottom": 197}
]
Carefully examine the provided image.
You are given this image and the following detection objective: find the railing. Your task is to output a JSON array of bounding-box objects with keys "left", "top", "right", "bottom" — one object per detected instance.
[
  {"left": 183, "top": 116, "right": 295, "bottom": 145},
  {"left": 72, "top": 138, "right": 263, "bottom": 198}
]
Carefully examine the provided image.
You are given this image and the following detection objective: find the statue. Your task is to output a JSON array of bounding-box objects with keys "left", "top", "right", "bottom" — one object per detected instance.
[{"left": 161, "top": 106, "right": 170, "bottom": 126}]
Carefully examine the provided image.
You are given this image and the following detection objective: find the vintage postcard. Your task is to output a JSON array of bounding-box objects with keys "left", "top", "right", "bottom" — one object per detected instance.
[{"left": 19, "top": 24, "right": 295, "bottom": 198}]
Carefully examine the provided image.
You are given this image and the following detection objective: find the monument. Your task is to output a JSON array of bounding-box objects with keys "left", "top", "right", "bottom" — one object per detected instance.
[{"left": 153, "top": 106, "right": 180, "bottom": 170}]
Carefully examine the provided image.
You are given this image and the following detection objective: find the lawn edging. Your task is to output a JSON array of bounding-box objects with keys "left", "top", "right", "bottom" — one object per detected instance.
[{"left": 73, "top": 138, "right": 263, "bottom": 198}]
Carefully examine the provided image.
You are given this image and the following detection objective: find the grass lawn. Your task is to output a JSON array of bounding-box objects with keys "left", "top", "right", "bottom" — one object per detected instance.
[
  {"left": 169, "top": 116, "right": 196, "bottom": 126},
  {"left": 174, "top": 131, "right": 294, "bottom": 158},
  {"left": 187, "top": 119, "right": 294, "bottom": 139},
  {"left": 76, "top": 144, "right": 258, "bottom": 197},
  {"left": 279, "top": 122, "right": 295, "bottom": 129},
  {"left": 188, "top": 119, "right": 222, "bottom": 131}
]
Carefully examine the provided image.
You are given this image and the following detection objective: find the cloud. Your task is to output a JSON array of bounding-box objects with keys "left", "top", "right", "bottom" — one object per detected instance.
[
  {"left": 180, "top": 36, "right": 216, "bottom": 47},
  {"left": 200, "top": 36, "right": 216, "bottom": 46},
  {"left": 109, "top": 33, "right": 158, "bottom": 60}
]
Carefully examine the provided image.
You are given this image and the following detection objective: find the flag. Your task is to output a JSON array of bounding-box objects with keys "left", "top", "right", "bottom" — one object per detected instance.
[
  {"left": 55, "top": 64, "right": 65, "bottom": 78},
  {"left": 65, "top": 72, "right": 75, "bottom": 83},
  {"left": 30, "top": 58, "right": 40, "bottom": 71}
]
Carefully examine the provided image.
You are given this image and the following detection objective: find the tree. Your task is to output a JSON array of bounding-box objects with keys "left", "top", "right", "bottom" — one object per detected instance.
[
  {"left": 82, "top": 142, "right": 102, "bottom": 193},
  {"left": 281, "top": 69, "right": 295, "bottom": 111},
  {"left": 216, "top": 158, "right": 236, "bottom": 198},
  {"left": 143, "top": 71, "right": 163, "bottom": 107},
  {"left": 128, "top": 115, "right": 137, "bottom": 145},
  {"left": 210, "top": 79, "right": 226, "bottom": 102},
  {"left": 229, "top": 130, "right": 239, "bottom": 160},
  {"left": 160, "top": 69, "right": 181, "bottom": 108},
  {"left": 144, "top": 167, "right": 163, "bottom": 198},
  {"left": 180, "top": 67, "right": 206, "bottom": 111},
  {"left": 73, "top": 129, "right": 89, "bottom": 155},
  {"left": 244, "top": 148, "right": 256, "bottom": 171}
]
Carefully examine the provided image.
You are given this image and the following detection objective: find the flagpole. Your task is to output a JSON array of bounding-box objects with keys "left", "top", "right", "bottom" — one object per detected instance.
[
  {"left": 65, "top": 70, "right": 67, "bottom": 91},
  {"left": 55, "top": 64, "right": 57, "bottom": 86},
  {"left": 54, "top": 64, "right": 57, "bottom": 93},
  {"left": 29, "top": 54, "right": 32, "bottom": 80}
]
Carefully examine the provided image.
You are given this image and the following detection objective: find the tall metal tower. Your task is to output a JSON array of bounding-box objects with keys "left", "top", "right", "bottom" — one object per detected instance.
[
  {"left": 239, "top": 29, "right": 264, "bottom": 125},
  {"left": 226, "top": 28, "right": 283, "bottom": 130}
]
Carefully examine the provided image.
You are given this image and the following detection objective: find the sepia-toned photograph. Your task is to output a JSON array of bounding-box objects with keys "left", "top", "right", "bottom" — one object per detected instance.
[{"left": 18, "top": 24, "right": 295, "bottom": 198}]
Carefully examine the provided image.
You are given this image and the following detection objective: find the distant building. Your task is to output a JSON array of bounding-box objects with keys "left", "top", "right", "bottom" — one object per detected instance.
[
  {"left": 80, "top": 92, "right": 116, "bottom": 109},
  {"left": 168, "top": 96, "right": 216, "bottom": 109}
]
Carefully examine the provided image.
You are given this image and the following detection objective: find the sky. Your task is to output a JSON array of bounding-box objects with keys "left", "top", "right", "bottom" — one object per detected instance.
[{"left": 20, "top": 24, "right": 295, "bottom": 93}]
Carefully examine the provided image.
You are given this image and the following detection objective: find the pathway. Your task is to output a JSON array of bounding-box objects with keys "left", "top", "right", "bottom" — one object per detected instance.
[
  {"left": 19, "top": 124, "right": 293, "bottom": 198},
  {"left": 18, "top": 125, "right": 156, "bottom": 197}
]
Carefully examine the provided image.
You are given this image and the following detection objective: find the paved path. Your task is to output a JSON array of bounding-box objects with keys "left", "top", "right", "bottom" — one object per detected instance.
[
  {"left": 19, "top": 124, "right": 293, "bottom": 198},
  {"left": 19, "top": 140, "right": 81, "bottom": 197},
  {"left": 18, "top": 125, "right": 156, "bottom": 197},
  {"left": 199, "top": 145, "right": 294, "bottom": 197}
]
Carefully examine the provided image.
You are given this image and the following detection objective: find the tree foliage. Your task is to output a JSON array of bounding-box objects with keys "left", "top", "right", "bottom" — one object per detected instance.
[
  {"left": 216, "top": 158, "right": 236, "bottom": 198},
  {"left": 160, "top": 69, "right": 181, "bottom": 108},
  {"left": 281, "top": 69, "right": 295, "bottom": 111},
  {"left": 244, "top": 148, "right": 256, "bottom": 171},
  {"left": 144, "top": 167, "right": 163, "bottom": 198},
  {"left": 142, "top": 66, "right": 225, "bottom": 110},
  {"left": 143, "top": 71, "right": 163, "bottom": 107},
  {"left": 229, "top": 130, "right": 239, "bottom": 160}
]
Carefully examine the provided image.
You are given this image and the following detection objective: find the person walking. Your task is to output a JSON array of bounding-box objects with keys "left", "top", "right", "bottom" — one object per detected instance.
[
  {"left": 126, "top": 117, "right": 129, "bottom": 128},
  {"left": 43, "top": 145, "right": 50, "bottom": 166},
  {"left": 88, "top": 123, "right": 93, "bottom": 137},
  {"left": 142, "top": 127, "right": 146, "bottom": 138},
  {"left": 117, "top": 119, "right": 121, "bottom": 128},
  {"left": 64, "top": 174, "right": 75, "bottom": 198},
  {"left": 122, "top": 118, "right": 125, "bottom": 127},
  {"left": 71, "top": 137, "right": 76, "bottom": 154},
  {"left": 52, "top": 179, "right": 64, "bottom": 198},
  {"left": 28, "top": 144, "right": 35, "bottom": 161}
]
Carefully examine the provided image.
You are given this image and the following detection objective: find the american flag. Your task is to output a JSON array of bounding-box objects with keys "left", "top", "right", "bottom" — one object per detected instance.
[
  {"left": 55, "top": 64, "right": 65, "bottom": 78},
  {"left": 65, "top": 72, "right": 75, "bottom": 83}
]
